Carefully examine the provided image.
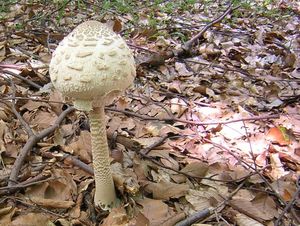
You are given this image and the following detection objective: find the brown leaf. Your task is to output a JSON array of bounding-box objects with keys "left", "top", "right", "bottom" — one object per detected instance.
[
  {"left": 102, "top": 207, "right": 128, "bottom": 226},
  {"left": 185, "top": 189, "right": 212, "bottom": 211},
  {"left": 64, "top": 131, "right": 92, "bottom": 163},
  {"left": 180, "top": 161, "right": 209, "bottom": 178},
  {"left": 25, "top": 169, "right": 77, "bottom": 203},
  {"left": 30, "top": 197, "right": 75, "bottom": 209},
  {"left": 229, "top": 199, "right": 268, "bottom": 222},
  {"left": 0, "top": 206, "right": 15, "bottom": 225},
  {"left": 31, "top": 110, "right": 58, "bottom": 130},
  {"left": 20, "top": 99, "right": 49, "bottom": 111},
  {"left": 252, "top": 193, "right": 278, "bottom": 220},
  {"left": 112, "top": 19, "right": 122, "bottom": 33},
  {"left": 11, "top": 213, "right": 51, "bottom": 226},
  {"left": 145, "top": 180, "right": 189, "bottom": 200},
  {"left": 235, "top": 213, "right": 264, "bottom": 226},
  {"left": 266, "top": 126, "right": 291, "bottom": 146},
  {"left": 137, "top": 198, "right": 176, "bottom": 226},
  {"left": 49, "top": 90, "right": 64, "bottom": 115},
  {"left": 175, "top": 62, "right": 193, "bottom": 76}
]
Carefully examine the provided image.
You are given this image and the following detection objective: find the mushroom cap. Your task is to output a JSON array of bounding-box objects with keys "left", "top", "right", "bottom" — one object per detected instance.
[{"left": 49, "top": 20, "right": 136, "bottom": 111}]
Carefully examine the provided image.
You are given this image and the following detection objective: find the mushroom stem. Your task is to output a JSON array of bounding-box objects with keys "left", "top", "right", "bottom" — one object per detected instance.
[{"left": 89, "top": 106, "right": 116, "bottom": 210}]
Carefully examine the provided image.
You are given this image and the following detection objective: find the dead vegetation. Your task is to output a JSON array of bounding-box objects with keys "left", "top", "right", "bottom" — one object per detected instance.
[{"left": 0, "top": 0, "right": 299, "bottom": 225}]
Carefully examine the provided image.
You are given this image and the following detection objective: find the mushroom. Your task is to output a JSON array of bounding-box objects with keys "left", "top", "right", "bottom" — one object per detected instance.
[{"left": 49, "top": 20, "right": 136, "bottom": 210}]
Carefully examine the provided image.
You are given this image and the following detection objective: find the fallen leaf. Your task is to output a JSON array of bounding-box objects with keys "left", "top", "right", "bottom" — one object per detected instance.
[
  {"left": 266, "top": 126, "right": 291, "bottom": 146},
  {"left": 145, "top": 180, "right": 189, "bottom": 200},
  {"left": 180, "top": 161, "right": 209, "bottom": 178},
  {"left": 102, "top": 207, "right": 128, "bottom": 226},
  {"left": 137, "top": 198, "right": 176, "bottom": 226},
  {"left": 11, "top": 213, "right": 52, "bottom": 226}
]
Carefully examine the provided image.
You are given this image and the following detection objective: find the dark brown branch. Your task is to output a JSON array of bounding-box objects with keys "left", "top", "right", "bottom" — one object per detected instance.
[
  {"left": 275, "top": 179, "right": 300, "bottom": 226},
  {"left": 0, "top": 69, "right": 42, "bottom": 89},
  {"left": 106, "top": 107, "right": 279, "bottom": 126},
  {"left": 107, "top": 130, "right": 142, "bottom": 152},
  {"left": 175, "top": 209, "right": 211, "bottom": 226},
  {"left": 175, "top": 180, "right": 247, "bottom": 226},
  {"left": 140, "top": 3, "right": 237, "bottom": 67},
  {"left": 203, "top": 138, "right": 287, "bottom": 206},
  {"left": 8, "top": 106, "right": 75, "bottom": 186},
  {"left": 8, "top": 78, "right": 34, "bottom": 136},
  {"left": 182, "top": 3, "right": 234, "bottom": 51}
]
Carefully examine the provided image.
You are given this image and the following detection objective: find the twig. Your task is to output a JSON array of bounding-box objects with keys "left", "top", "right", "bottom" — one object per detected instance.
[
  {"left": 182, "top": 3, "right": 234, "bottom": 51},
  {"left": 175, "top": 209, "right": 211, "bottom": 226},
  {"left": 138, "top": 137, "right": 269, "bottom": 183},
  {"left": 13, "top": 197, "right": 66, "bottom": 218},
  {"left": 141, "top": 2, "right": 238, "bottom": 67},
  {"left": 8, "top": 106, "right": 75, "bottom": 186},
  {"left": 106, "top": 107, "right": 279, "bottom": 126},
  {"left": 63, "top": 154, "right": 94, "bottom": 175},
  {"left": 203, "top": 138, "right": 287, "bottom": 206},
  {"left": 185, "top": 59, "right": 254, "bottom": 79},
  {"left": 0, "top": 69, "right": 42, "bottom": 89},
  {"left": 275, "top": 177, "right": 300, "bottom": 226},
  {"left": 8, "top": 78, "right": 34, "bottom": 136},
  {"left": 175, "top": 180, "right": 247, "bottom": 226},
  {"left": 141, "top": 135, "right": 169, "bottom": 155},
  {"left": 0, "top": 175, "right": 53, "bottom": 191}
]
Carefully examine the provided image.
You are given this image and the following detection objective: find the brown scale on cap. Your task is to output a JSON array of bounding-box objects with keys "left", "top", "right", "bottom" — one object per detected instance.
[{"left": 49, "top": 20, "right": 136, "bottom": 211}]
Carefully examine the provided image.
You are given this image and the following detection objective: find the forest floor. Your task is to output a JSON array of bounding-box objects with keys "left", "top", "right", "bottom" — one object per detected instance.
[{"left": 0, "top": 0, "right": 299, "bottom": 226}]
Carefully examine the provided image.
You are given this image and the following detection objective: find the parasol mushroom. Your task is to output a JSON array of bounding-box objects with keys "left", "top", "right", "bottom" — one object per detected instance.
[{"left": 49, "top": 20, "right": 136, "bottom": 210}]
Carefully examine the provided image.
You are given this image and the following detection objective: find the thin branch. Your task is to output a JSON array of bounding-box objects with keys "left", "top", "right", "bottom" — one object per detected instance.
[
  {"left": 8, "top": 106, "right": 75, "bottom": 186},
  {"left": 203, "top": 138, "right": 287, "bottom": 206},
  {"left": 140, "top": 2, "right": 238, "bottom": 67},
  {"left": 275, "top": 178, "right": 300, "bottom": 226},
  {"left": 175, "top": 180, "right": 247, "bottom": 226},
  {"left": 0, "top": 69, "right": 42, "bottom": 89},
  {"left": 8, "top": 78, "right": 34, "bottom": 136},
  {"left": 106, "top": 107, "right": 279, "bottom": 126},
  {"left": 183, "top": 3, "right": 234, "bottom": 51}
]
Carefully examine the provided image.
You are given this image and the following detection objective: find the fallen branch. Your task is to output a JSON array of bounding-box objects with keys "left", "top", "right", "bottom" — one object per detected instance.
[
  {"left": 8, "top": 106, "right": 75, "bottom": 186},
  {"left": 175, "top": 209, "right": 211, "bottom": 226},
  {"left": 203, "top": 138, "right": 287, "bottom": 206},
  {"left": 175, "top": 180, "right": 247, "bottom": 226},
  {"left": 275, "top": 179, "right": 300, "bottom": 226},
  {"left": 107, "top": 130, "right": 142, "bottom": 152},
  {"left": 140, "top": 3, "right": 237, "bottom": 67},
  {"left": 106, "top": 107, "right": 279, "bottom": 126},
  {"left": 182, "top": 3, "right": 234, "bottom": 52},
  {"left": 0, "top": 69, "right": 42, "bottom": 89}
]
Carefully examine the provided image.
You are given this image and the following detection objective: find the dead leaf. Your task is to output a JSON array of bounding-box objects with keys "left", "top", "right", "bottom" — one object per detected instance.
[
  {"left": 145, "top": 180, "right": 189, "bottom": 200},
  {"left": 251, "top": 193, "right": 278, "bottom": 219},
  {"left": 266, "top": 126, "right": 292, "bottom": 146},
  {"left": 0, "top": 206, "right": 15, "bottom": 226},
  {"left": 11, "top": 213, "right": 52, "bottom": 226},
  {"left": 234, "top": 213, "right": 264, "bottom": 226},
  {"left": 64, "top": 131, "right": 92, "bottom": 163},
  {"left": 137, "top": 198, "right": 176, "bottom": 226},
  {"left": 230, "top": 199, "right": 272, "bottom": 222},
  {"left": 30, "top": 110, "right": 58, "bottom": 130},
  {"left": 30, "top": 197, "right": 75, "bottom": 208},
  {"left": 175, "top": 62, "right": 193, "bottom": 76},
  {"left": 180, "top": 161, "right": 209, "bottom": 178},
  {"left": 101, "top": 207, "right": 128, "bottom": 226}
]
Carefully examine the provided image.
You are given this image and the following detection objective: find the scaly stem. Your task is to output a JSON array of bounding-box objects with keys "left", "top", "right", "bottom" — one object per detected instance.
[{"left": 89, "top": 106, "right": 116, "bottom": 210}]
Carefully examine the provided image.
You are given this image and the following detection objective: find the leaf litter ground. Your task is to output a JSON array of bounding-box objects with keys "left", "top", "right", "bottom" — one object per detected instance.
[{"left": 0, "top": 1, "right": 299, "bottom": 226}]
